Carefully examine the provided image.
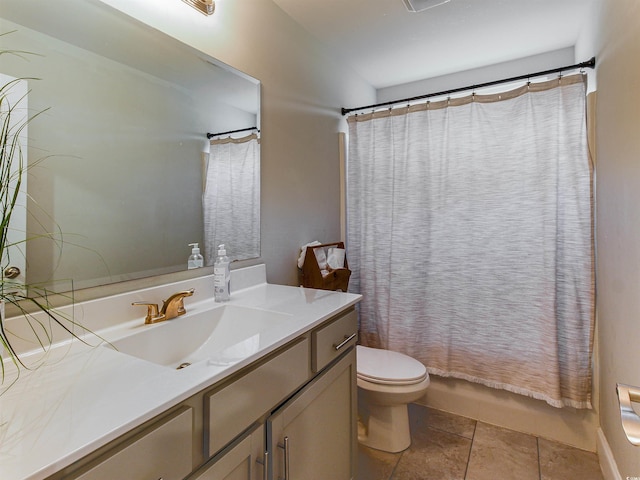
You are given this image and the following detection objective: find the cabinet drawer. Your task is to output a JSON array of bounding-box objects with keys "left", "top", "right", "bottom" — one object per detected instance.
[
  {"left": 71, "top": 407, "right": 193, "bottom": 480},
  {"left": 206, "top": 337, "right": 310, "bottom": 457},
  {"left": 312, "top": 308, "right": 358, "bottom": 372}
]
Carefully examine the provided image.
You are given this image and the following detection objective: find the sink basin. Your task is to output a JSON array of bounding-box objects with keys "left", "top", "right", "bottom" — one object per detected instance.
[{"left": 108, "top": 305, "right": 295, "bottom": 369}]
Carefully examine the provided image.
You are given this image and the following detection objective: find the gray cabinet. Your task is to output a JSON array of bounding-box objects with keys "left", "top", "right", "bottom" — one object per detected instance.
[
  {"left": 191, "top": 424, "right": 266, "bottom": 480},
  {"left": 205, "top": 338, "right": 310, "bottom": 458},
  {"left": 267, "top": 349, "right": 357, "bottom": 480},
  {"left": 63, "top": 407, "right": 193, "bottom": 480},
  {"left": 311, "top": 308, "right": 357, "bottom": 372}
]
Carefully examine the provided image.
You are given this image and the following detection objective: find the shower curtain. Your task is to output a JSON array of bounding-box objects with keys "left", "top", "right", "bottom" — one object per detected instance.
[
  {"left": 203, "top": 133, "right": 260, "bottom": 263},
  {"left": 346, "top": 75, "right": 594, "bottom": 408}
]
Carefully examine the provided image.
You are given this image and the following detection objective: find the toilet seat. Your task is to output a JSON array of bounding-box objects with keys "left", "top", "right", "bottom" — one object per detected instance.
[{"left": 357, "top": 345, "right": 428, "bottom": 386}]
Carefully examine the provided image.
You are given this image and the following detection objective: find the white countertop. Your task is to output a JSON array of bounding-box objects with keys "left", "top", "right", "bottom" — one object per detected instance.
[{"left": 0, "top": 270, "right": 361, "bottom": 480}]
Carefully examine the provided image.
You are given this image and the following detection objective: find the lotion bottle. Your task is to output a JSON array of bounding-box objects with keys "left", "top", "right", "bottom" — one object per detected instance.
[
  {"left": 187, "top": 243, "right": 204, "bottom": 269},
  {"left": 214, "top": 244, "right": 230, "bottom": 302}
]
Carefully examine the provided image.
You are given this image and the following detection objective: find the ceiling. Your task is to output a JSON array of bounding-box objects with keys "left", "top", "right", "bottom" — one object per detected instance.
[{"left": 272, "top": 0, "right": 597, "bottom": 89}]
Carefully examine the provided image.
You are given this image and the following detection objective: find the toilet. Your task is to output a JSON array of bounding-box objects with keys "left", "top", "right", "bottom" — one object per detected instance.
[{"left": 356, "top": 345, "right": 430, "bottom": 453}]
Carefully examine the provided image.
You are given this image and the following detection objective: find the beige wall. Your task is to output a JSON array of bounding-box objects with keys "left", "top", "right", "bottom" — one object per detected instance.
[
  {"left": 97, "top": 0, "right": 375, "bottom": 287},
  {"left": 377, "top": 47, "right": 576, "bottom": 103},
  {"left": 592, "top": 0, "right": 640, "bottom": 475}
]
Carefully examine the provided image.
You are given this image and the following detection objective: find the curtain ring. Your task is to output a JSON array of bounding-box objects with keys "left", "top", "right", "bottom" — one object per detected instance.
[
  {"left": 426, "top": 100, "right": 430, "bottom": 109},
  {"left": 447, "top": 96, "right": 451, "bottom": 106}
]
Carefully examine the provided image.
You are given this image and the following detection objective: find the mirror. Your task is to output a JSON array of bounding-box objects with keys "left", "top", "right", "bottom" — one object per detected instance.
[{"left": 0, "top": 0, "right": 260, "bottom": 292}]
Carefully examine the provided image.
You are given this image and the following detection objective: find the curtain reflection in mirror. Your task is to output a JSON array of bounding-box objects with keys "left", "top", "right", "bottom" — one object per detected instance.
[{"left": 203, "top": 133, "right": 260, "bottom": 264}]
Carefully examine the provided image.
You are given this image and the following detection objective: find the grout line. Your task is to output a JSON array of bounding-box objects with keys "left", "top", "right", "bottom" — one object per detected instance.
[
  {"left": 463, "top": 420, "right": 478, "bottom": 479},
  {"left": 537, "top": 437, "right": 542, "bottom": 480},
  {"left": 388, "top": 450, "right": 404, "bottom": 480}
]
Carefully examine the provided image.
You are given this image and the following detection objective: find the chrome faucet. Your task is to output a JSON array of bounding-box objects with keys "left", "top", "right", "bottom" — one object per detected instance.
[{"left": 132, "top": 288, "right": 195, "bottom": 324}]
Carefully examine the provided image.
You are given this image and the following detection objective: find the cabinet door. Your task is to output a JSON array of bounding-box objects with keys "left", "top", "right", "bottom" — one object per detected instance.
[
  {"left": 190, "top": 424, "right": 266, "bottom": 480},
  {"left": 267, "top": 348, "right": 356, "bottom": 480}
]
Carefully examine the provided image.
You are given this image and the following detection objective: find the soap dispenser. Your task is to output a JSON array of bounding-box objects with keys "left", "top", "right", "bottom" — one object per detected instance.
[
  {"left": 188, "top": 243, "right": 204, "bottom": 269},
  {"left": 214, "top": 244, "right": 230, "bottom": 302}
]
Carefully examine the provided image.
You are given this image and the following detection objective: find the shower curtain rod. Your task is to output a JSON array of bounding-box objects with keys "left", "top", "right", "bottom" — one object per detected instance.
[
  {"left": 207, "top": 126, "right": 259, "bottom": 139},
  {"left": 341, "top": 56, "right": 596, "bottom": 116}
]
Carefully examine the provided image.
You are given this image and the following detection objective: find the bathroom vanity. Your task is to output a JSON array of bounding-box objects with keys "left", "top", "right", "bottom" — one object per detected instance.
[{"left": 0, "top": 265, "right": 361, "bottom": 480}]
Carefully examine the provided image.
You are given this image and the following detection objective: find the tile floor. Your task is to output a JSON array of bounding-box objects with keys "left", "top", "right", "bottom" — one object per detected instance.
[{"left": 357, "top": 403, "right": 605, "bottom": 480}]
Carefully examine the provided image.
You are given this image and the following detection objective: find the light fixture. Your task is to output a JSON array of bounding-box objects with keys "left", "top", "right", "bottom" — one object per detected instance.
[
  {"left": 182, "top": 0, "right": 215, "bottom": 16},
  {"left": 402, "top": 0, "right": 451, "bottom": 12}
]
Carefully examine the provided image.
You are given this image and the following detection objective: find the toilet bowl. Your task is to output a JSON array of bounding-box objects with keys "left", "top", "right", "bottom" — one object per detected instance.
[{"left": 356, "top": 345, "right": 430, "bottom": 453}]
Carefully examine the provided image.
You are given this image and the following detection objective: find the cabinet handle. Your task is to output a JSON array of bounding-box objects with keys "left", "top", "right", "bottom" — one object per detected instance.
[
  {"left": 256, "top": 450, "right": 269, "bottom": 479},
  {"left": 333, "top": 332, "right": 357, "bottom": 351},
  {"left": 278, "top": 436, "right": 290, "bottom": 480}
]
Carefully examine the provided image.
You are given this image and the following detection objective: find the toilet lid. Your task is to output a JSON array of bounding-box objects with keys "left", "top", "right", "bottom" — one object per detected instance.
[{"left": 356, "top": 345, "right": 428, "bottom": 386}]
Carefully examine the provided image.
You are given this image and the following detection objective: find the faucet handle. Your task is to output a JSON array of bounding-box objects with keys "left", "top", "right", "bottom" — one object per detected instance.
[{"left": 132, "top": 302, "right": 166, "bottom": 324}]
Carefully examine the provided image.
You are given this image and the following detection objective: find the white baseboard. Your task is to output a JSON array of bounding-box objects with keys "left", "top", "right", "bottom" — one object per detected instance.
[{"left": 598, "top": 428, "right": 623, "bottom": 480}]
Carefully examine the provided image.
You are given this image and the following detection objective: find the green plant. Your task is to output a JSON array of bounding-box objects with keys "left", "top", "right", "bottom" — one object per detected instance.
[{"left": 0, "top": 35, "right": 101, "bottom": 393}]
